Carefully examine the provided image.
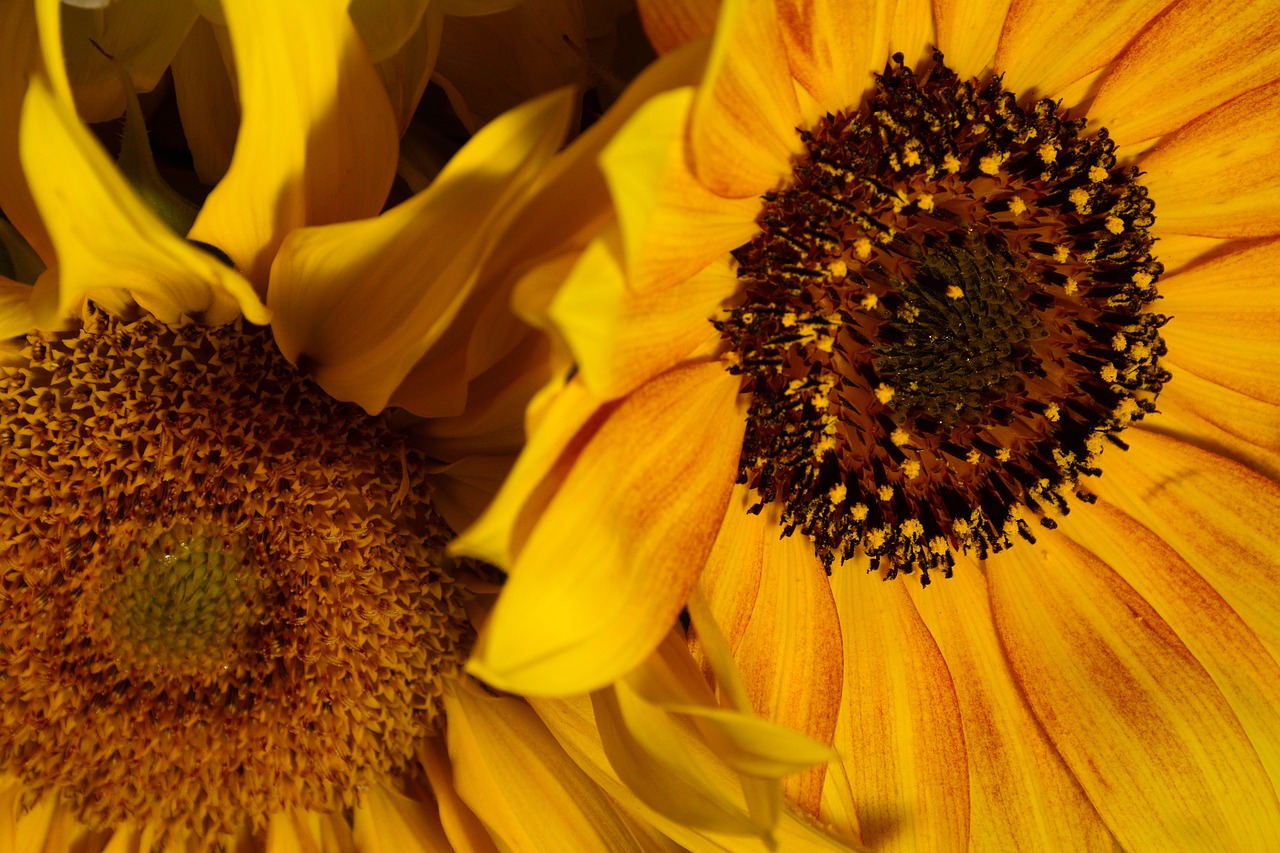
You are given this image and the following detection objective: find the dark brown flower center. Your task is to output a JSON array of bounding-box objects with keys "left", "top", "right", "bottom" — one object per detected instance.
[
  {"left": 719, "top": 52, "right": 1169, "bottom": 582},
  {"left": 0, "top": 307, "right": 473, "bottom": 848}
]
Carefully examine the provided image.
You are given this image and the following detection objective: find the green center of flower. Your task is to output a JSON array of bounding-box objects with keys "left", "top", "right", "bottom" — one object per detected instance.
[
  {"left": 0, "top": 307, "right": 475, "bottom": 847},
  {"left": 720, "top": 52, "right": 1169, "bottom": 582}
]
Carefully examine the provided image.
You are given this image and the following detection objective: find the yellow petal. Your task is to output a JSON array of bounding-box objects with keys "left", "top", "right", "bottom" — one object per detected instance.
[
  {"left": 636, "top": 0, "right": 720, "bottom": 54},
  {"left": 348, "top": 0, "right": 430, "bottom": 62},
  {"left": 170, "top": 15, "right": 238, "bottom": 185},
  {"left": 603, "top": 85, "right": 760, "bottom": 295},
  {"left": 466, "top": 362, "right": 746, "bottom": 695},
  {"left": 690, "top": 0, "right": 802, "bottom": 198},
  {"left": 19, "top": 75, "right": 266, "bottom": 325},
  {"left": 60, "top": 0, "right": 198, "bottom": 122},
  {"left": 1060, "top": 500, "right": 1280, "bottom": 801},
  {"left": 444, "top": 681, "right": 672, "bottom": 851},
  {"left": 0, "top": 280, "right": 35, "bottom": 338},
  {"left": 1142, "top": 80, "right": 1280, "bottom": 239},
  {"left": 828, "top": 559, "right": 970, "bottom": 852},
  {"left": 417, "top": 739, "right": 502, "bottom": 853},
  {"left": 1092, "top": 429, "right": 1280, "bottom": 664},
  {"left": 1154, "top": 360, "right": 1280, "bottom": 482},
  {"left": 699, "top": 487, "right": 843, "bottom": 817},
  {"left": 991, "top": 530, "right": 1280, "bottom": 852},
  {"left": 268, "top": 87, "right": 574, "bottom": 415},
  {"left": 350, "top": 786, "right": 451, "bottom": 853},
  {"left": 0, "top": 0, "right": 53, "bottom": 264},
  {"left": 188, "top": 0, "right": 398, "bottom": 288},
  {"left": 995, "top": 0, "right": 1171, "bottom": 101},
  {"left": 265, "top": 810, "right": 359, "bottom": 853},
  {"left": 1088, "top": 2, "right": 1280, "bottom": 146},
  {"left": 370, "top": 7, "right": 442, "bottom": 135},
  {"left": 906, "top": 564, "right": 1112, "bottom": 851},
  {"left": 934, "top": 0, "right": 1011, "bottom": 81},
  {"left": 1157, "top": 238, "right": 1280, "bottom": 402}
]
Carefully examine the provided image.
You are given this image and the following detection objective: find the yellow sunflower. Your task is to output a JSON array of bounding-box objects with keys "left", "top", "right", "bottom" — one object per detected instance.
[{"left": 457, "top": 1, "right": 1280, "bottom": 849}]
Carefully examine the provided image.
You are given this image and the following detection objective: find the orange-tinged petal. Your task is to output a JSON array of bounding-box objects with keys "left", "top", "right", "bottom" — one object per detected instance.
[
  {"left": 0, "top": 1, "right": 52, "bottom": 264},
  {"left": 1092, "top": 429, "right": 1280, "bottom": 663},
  {"left": 551, "top": 231, "right": 738, "bottom": 400},
  {"left": 1088, "top": 2, "right": 1280, "bottom": 146},
  {"left": 370, "top": 7, "right": 441, "bottom": 135},
  {"left": 1142, "top": 230, "right": 1234, "bottom": 276},
  {"left": 906, "top": 564, "right": 1111, "bottom": 851},
  {"left": 348, "top": 0, "right": 430, "bottom": 62},
  {"left": 934, "top": 0, "right": 1011, "bottom": 81},
  {"left": 20, "top": 76, "right": 267, "bottom": 326},
  {"left": 1154, "top": 361, "right": 1280, "bottom": 482},
  {"left": 1141, "top": 79, "right": 1280, "bottom": 239},
  {"left": 417, "top": 739, "right": 501, "bottom": 853},
  {"left": 690, "top": 0, "right": 802, "bottom": 198},
  {"left": 467, "top": 361, "right": 746, "bottom": 695},
  {"left": 828, "top": 561, "right": 970, "bottom": 852},
  {"left": 995, "top": 0, "right": 1170, "bottom": 102},
  {"left": 188, "top": 0, "right": 397, "bottom": 289},
  {"left": 269, "top": 87, "right": 575, "bottom": 415},
  {"left": 267, "top": 810, "right": 359, "bottom": 853},
  {"left": 603, "top": 85, "right": 761, "bottom": 294},
  {"left": 1060, "top": 501, "right": 1280, "bottom": 799},
  {"left": 1157, "top": 239, "right": 1280, "bottom": 403},
  {"left": 170, "top": 16, "right": 238, "bottom": 185},
  {"left": 637, "top": 0, "right": 720, "bottom": 54},
  {"left": 699, "top": 487, "right": 843, "bottom": 817},
  {"left": 60, "top": 0, "right": 198, "bottom": 123},
  {"left": 778, "top": 0, "right": 889, "bottom": 120},
  {"left": 991, "top": 532, "right": 1280, "bottom": 852},
  {"left": 0, "top": 281, "right": 35, "bottom": 338},
  {"left": 444, "top": 683, "right": 670, "bottom": 851},
  {"left": 350, "top": 786, "right": 451, "bottom": 853}
]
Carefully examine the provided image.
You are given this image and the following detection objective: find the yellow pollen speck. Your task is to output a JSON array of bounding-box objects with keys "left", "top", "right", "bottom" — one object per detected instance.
[
  {"left": 1087, "top": 434, "right": 1105, "bottom": 455},
  {"left": 740, "top": 311, "right": 755, "bottom": 324},
  {"left": 1089, "top": 165, "right": 1108, "bottom": 182},
  {"left": 1116, "top": 398, "right": 1141, "bottom": 423},
  {"left": 865, "top": 527, "right": 889, "bottom": 549},
  {"left": 1100, "top": 363, "right": 1119, "bottom": 383},
  {"left": 1008, "top": 196, "right": 1027, "bottom": 216},
  {"left": 851, "top": 503, "right": 869, "bottom": 522},
  {"left": 1063, "top": 277, "right": 1079, "bottom": 295},
  {"left": 1129, "top": 342, "right": 1151, "bottom": 360},
  {"left": 901, "top": 519, "right": 924, "bottom": 539},
  {"left": 1106, "top": 215, "right": 1125, "bottom": 234},
  {"left": 874, "top": 383, "right": 895, "bottom": 404},
  {"left": 929, "top": 536, "right": 949, "bottom": 556},
  {"left": 781, "top": 312, "right": 798, "bottom": 327},
  {"left": 861, "top": 293, "right": 879, "bottom": 310},
  {"left": 917, "top": 193, "right": 935, "bottom": 212},
  {"left": 890, "top": 427, "right": 911, "bottom": 446},
  {"left": 854, "top": 238, "right": 873, "bottom": 260},
  {"left": 902, "top": 460, "right": 922, "bottom": 479},
  {"left": 1069, "top": 187, "right": 1091, "bottom": 212},
  {"left": 813, "top": 434, "right": 837, "bottom": 458},
  {"left": 966, "top": 449, "right": 982, "bottom": 465},
  {"left": 1112, "top": 333, "right": 1127, "bottom": 351},
  {"left": 953, "top": 518, "right": 972, "bottom": 537},
  {"left": 1044, "top": 403, "right": 1060, "bottom": 422},
  {"left": 877, "top": 484, "right": 894, "bottom": 501},
  {"left": 1053, "top": 245, "right": 1070, "bottom": 263},
  {"left": 811, "top": 391, "right": 830, "bottom": 410},
  {"left": 829, "top": 483, "right": 847, "bottom": 504},
  {"left": 1132, "top": 271, "right": 1153, "bottom": 288},
  {"left": 903, "top": 147, "right": 921, "bottom": 166},
  {"left": 943, "top": 153, "right": 961, "bottom": 173},
  {"left": 995, "top": 447, "right": 1012, "bottom": 462},
  {"left": 946, "top": 284, "right": 964, "bottom": 300},
  {"left": 815, "top": 335, "right": 835, "bottom": 353},
  {"left": 979, "top": 153, "right": 1005, "bottom": 174},
  {"left": 1038, "top": 142, "right": 1058, "bottom": 163},
  {"left": 900, "top": 304, "right": 920, "bottom": 322}
]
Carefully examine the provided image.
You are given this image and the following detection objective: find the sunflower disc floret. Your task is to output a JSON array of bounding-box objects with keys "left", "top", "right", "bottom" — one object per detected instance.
[
  {"left": 719, "top": 52, "right": 1170, "bottom": 582},
  {"left": 0, "top": 307, "right": 472, "bottom": 847}
]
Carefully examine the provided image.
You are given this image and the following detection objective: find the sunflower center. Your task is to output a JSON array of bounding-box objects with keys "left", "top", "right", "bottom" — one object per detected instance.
[
  {"left": 719, "top": 52, "right": 1169, "bottom": 582},
  {"left": 0, "top": 307, "right": 474, "bottom": 847}
]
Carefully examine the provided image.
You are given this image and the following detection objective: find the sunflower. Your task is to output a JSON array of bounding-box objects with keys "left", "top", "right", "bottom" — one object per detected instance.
[
  {"left": 1, "top": 2, "right": 843, "bottom": 851},
  {"left": 456, "top": 1, "right": 1280, "bottom": 849}
]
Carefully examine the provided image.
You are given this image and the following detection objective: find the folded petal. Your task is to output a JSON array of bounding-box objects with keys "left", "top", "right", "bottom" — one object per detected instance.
[
  {"left": 1092, "top": 429, "right": 1280, "bottom": 663},
  {"left": 445, "top": 682, "right": 673, "bottom": 851},
  {"left": 1142, "top": 80, "right": 1280, "bottom": 239},
  {"left": 188, "top": 0, "right": 398, "bottom": 288},
  {"left": 268, "top": 88, "right": 575, "bottom": 415},
  {"left": 20, "top": 75, "right": 266, "bottom": 325},
  {"left": 690, "top": 0, "right": 802, "bottom": 198},
  {"left": 991, "top": 531, "right": 1280, "bottom": 852},
  {"left": 1088, "top": 2, "right": 1280, "bottom": 146},
  {"left": 995, "top": 0, "right": 1171, "bottom": 102},
  {"left": 466, "top": 361, "right": 746, "bottom": 695},
  {"left": 827, "top": 560, "right": 970, "bottom": 852},
  {"left": 906, "top": 564, "right": 1112, "bottom": 851},
  {"left": 636, "top": 0, "right": 719, "bottom": 54},
  {"left": 1156, "top": 238, "right": 1280, "bottom": 403}
]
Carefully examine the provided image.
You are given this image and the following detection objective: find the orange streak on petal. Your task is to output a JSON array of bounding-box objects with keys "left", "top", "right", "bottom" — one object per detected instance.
[
  {"left": 636, "top": 0, "right": 721, "bottom": 54},
  {"left": 991, "top": 533, "right": 1280, "bottom": 851},
  {"left": 934, "top": 0, "right": 1011, "bottom": 81}
]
